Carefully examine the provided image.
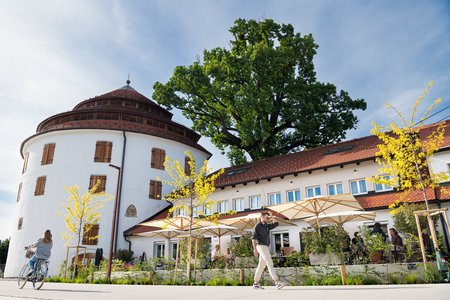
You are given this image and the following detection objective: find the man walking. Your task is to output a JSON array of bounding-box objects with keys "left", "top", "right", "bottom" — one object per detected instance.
[{"left": 252, "top": 211, "right": 287, "bottom": 289}]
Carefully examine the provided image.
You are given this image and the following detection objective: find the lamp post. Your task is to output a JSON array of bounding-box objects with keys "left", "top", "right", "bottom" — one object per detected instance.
[{"left": 107, "top": 164, "right": 121, "bottom": 282}]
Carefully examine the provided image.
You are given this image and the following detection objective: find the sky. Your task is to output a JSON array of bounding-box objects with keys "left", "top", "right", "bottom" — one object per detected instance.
[{"left": 0, "top": 0, "right": 449, "bottom": 240}]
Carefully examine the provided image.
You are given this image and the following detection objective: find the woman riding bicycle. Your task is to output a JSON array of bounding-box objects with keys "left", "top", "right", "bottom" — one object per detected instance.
[{"left": 25, "top": 229, "right": 53, "bottom": 275}]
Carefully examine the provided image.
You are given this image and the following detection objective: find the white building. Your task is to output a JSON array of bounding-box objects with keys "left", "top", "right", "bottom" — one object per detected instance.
[
  {"left": 5, "top": 82, "right": 211, "bottom": 277},
  {"left": 126, "top": 120, "right": 450, "bottom": 259}
]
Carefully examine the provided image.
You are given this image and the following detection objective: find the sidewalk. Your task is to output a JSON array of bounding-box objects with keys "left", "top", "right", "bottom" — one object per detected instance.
[{"left": 0, "top": 279, "right": 449, "bottom": 300}]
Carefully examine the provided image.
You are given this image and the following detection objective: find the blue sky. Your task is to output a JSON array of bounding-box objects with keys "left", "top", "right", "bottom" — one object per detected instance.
[{"left": 0, "top": 0, "right": 449, "bottom": 240}]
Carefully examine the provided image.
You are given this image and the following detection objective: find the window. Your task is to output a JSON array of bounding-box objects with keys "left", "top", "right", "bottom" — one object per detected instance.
[
  {"left": 272, "top": 232, "right": 290, "bottom": 254},
  {"left": 149, "top": 180, "right": 162, "bottom": 199},
  {"left": 233, "top": 198, "right": 245, "bottom": 211},
  {"left": 94, "top": 141, "right": 112, "bottom": 163},
  {"left": 22, "top": 152, "right": 29, "bottom": 174},
  {"left": 41, "top": 143, "right": 55, "bottom": 165},
  {"left": 151, "top": 148, "right": 165, "bottom": 170},
  {"left": 185, "top": 156, "right": 191, "bottom": 175},
  {"left": 17, "top": 183, "right": 22, "bottom": 202},
  {"left": 218, "top": 200, "right": 229, "bottom": 213},
  {"left": 125, "top": 205, "right": 137, "bottom": 217},
  {"left": 18, "top": 217, "right": 23, "bottom": 230},
  {"left": 350, "top": 179, "right": 367, "bottom": 195},
  {"left": 82, "top": 224, "right": 99, "bottom": 245},
  {"left": 328, "top": 183, "right": 343, "bottom": 196},
  {"left": 89, "top": 175, "right": 107, "bottom": 193},
  {"left": 170, "top": 242, "right": 178, "bottom": 260},
  {"left": 173, "top": 208, "right": 188, "bottom": 217},
  {"left": 204, "top": 205, "right": 212, "bottom": 216},
  {"left": 34, "top": 176, "right": 46, "bottom": 196},
  {"left": 375, "top": 175, "right": 393, "bottom": 192},
  {"left": 269, "top": 193, "right": 281, "bottom": 205},
  {"left": 154, "top": 242, "right": 165, "bottom": 258},
  {"left": 287, "top": 190, "right": 301, "bottom": 202},
  {"left": 250, "top": 195, "right": 261, "bottom": 209},
  {"left": 306, "top": 186, "right": 321, "bottom": 198}
]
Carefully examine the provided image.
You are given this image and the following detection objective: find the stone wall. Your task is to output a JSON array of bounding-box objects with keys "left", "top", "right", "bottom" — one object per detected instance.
[{"left": 94, "top": 263, "right": 425, "bottom": 285}]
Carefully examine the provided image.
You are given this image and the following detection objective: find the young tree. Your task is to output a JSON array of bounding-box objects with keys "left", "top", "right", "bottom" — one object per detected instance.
[
  {"left": 157, "top": 151, "right": 228, "bottom": 281},
  {"left": 56, "top": 180, "right": 112, "bottom": 247},
  {"left": 153, "top": 18, "right": 366, "bottom": 165},
  {"left": 369, "top": 82, "right": 449, "bottom": 252}
]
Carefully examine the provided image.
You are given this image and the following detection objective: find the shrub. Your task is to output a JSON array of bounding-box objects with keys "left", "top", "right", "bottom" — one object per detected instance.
[
  {"left": 114, "top": 249, "right": 134, "bottom": 263},
  {"left": 229, "top": 233, "right": 253, "bottom": 257}
]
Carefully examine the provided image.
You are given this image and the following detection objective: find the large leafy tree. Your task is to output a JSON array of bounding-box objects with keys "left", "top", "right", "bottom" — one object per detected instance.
[{"left": 153, "top": 18, "right": 366, "bottom": 164}]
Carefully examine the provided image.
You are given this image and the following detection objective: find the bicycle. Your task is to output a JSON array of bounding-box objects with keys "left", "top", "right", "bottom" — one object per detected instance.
[{"left": 18, "top": 250, "right": 49, "bottom": 290}]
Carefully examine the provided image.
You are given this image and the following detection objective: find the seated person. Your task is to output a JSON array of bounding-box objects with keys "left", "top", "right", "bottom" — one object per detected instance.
[
  {"left": 389, "top": 227, "right": 404, "bottom": 261},
  {"left": 211, "top": 244, "right": 221, "bottom": 263}
]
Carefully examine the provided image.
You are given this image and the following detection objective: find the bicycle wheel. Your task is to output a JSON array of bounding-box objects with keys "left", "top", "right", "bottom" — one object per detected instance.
[
  {"left": 18, "top": 263, "right": 30, "bottom": 289},
  {"left": 32, "top": 262, "right": 46, "bottom": 290}
]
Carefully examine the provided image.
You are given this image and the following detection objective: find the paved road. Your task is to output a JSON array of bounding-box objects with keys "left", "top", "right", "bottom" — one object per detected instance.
[{"left": 0, "top": 279, "right": 449, "bottom": 300}]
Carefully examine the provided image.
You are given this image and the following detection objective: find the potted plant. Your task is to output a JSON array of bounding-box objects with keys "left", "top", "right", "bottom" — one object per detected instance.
[
  {"left": 302, "top": 225, "right": 348, "bottom": 265},
  {"left": 229, "top": 233, "right": 258, "bottom": 268},
  {"left": 361, "top": 225, "right": 390, "bottom": 263}
]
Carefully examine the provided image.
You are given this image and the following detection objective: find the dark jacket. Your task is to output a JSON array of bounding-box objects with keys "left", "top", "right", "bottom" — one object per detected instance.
[{"left": 252, "top": 221, "right": 279, "bottom": 246}]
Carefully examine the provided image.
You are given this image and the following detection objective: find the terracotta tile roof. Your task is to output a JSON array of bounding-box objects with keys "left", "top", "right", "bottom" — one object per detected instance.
[
  {"left": 214, "top": 120, "right": 450, "bottom": 188},
  {"left": 357, "top": 188, "right": 438, "bottom": 209}
]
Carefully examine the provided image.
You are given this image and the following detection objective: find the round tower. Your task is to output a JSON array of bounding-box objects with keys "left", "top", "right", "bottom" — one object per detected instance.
[{"left": 5, "top": 82, "right": 211, "bottom": 277}]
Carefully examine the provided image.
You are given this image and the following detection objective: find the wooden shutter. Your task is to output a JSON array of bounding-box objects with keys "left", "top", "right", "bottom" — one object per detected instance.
[
  {"left": 89, "top": 175, "right": 106, "bottom": 193},
  {"left": 22, "top": 152, "right": 29, "bottom": 174},
  {"left": 41, "top": 145, "right": 49, "bottom": 165},
  {"left": 41, "top": 144, "right": 55, "bottom": 165},
  {"left": 151, "top": 148, "right": 157, "bottom": 168},
  {"left": 149, "top": 180, "right": 156, "bottom": 198},
  {"left": 185, "top": 156, "right": 191, "bottom": 175},
  {"left": 156, "top": 181, "right": 162, "bottom": 199},
  {"left": 17, "top": 183, "right": 22, "bottom": 202},
  {"left": 159, "top": 150, "right": 165, "bottom": 170},
  {"left": 82, "top": 224, "right": 99, "bottom": 245},
  {"left": 94, "top": 141, "right": 105, "bottom": 162},
  {"left": 34, "top": 176, "right": 46, "bottom": 196},
  {"left": 47, "top": 144, "right": 55, "bottom": 164},
  {"left": 105, "top": 142, "right": 112, "bottom": 163}
]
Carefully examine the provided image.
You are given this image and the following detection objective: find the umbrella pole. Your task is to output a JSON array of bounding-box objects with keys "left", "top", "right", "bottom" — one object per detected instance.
[
  {"left": 174, "top": 236, "right": 180, "bottom": 283},
  {"left": 194, "top": 238, "right": 198, "bottom": 282},
  {"left": 316, "top": 215, "right": 321, "bottom": 237}
]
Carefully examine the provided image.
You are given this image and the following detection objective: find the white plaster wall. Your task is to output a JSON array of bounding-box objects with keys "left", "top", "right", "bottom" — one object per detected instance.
[
  {"left": 5, "top": 129, "right": 209, "bottom": 277},
  {"left": 429, "top": 152, "right": 450, "bottom": 176}
]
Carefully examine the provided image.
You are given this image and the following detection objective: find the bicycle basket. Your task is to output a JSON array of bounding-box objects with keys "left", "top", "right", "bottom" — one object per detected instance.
[{"left": 25, "top": 249, "right": 34, "bottom": 258}]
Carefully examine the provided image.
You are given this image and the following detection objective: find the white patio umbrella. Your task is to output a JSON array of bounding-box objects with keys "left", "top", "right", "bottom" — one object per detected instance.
[
  {"left": 267, "top": 193, "right": 363, "bottom": 231},
  {"left": 303, "top": 210, "right": 376, "bottom": 227},
  {"left": 218, "top": 212, "right": 297, "bottom": 231},
  {"left": 192, "top": 224, "right": 240, "bottom": 249},
  {"left": 139, "top": 216, "right": 216, "bottom": 231}
]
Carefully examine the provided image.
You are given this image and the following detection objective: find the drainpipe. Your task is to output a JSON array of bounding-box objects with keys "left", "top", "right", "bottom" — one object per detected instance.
[
  {"left": 124, "top": 234, "right": 132, "bottom": 252},
  {"left": 114, "top": 130, "right": 127, "bottom": 253}
]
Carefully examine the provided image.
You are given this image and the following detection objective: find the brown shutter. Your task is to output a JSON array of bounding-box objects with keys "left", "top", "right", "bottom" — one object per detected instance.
[
  {"left": 17, "top": 183, "right": 22, "bottom": 202},
  {"left": 105, "top": 142, "right": 112, "bottom": 162},
  {"left": 94, "top": 141, "right": 106, "bottom": 162},
  {"left": 159, "top": 150, "right": 166, "bottom": 170},
  {"left": 41, "top": 144, "right": 49, "bottom": 165},
  {"left": 39, "top": 177, "right": 46, "bottom": 195},
  {"left": 149, "top": 180, "right": 155, "bottom": 198},
  {"left": 35, "top": 176, "right": 46, "bottom": 196},
  {"left": 185, "top": 156, "right": 191, "bottom": 175},
  {"left": 99, "top": 176, "right": 106, "bottom": 192},
  {"left": 82, "top": 224, "right": 88, "bottom": 245},
  {"left": 91, "top": 224, "right": 99, "bottom": 245},
  {"left": 151, "top": 148, "right": 157, "bottom": 168},
  {"left": 47, "top": 143, "right": 55, "bottom": 164},
  {"left": 156, "top": 181, "right": 162, "bottom": 199},
  {"left": 89, "top": 175, "right": 96, "bottom": 190},
  {"left": 22, "top": 152, "right": 29, "bottom": 174}
]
